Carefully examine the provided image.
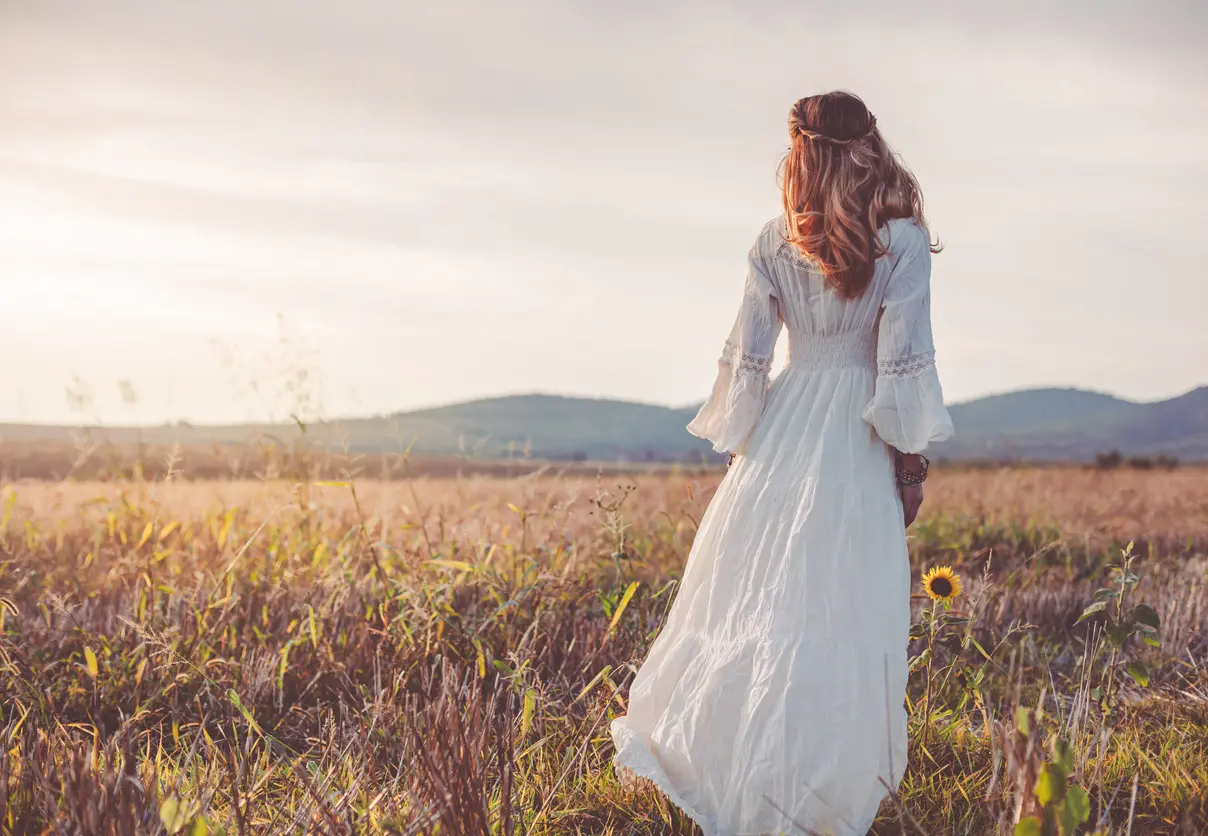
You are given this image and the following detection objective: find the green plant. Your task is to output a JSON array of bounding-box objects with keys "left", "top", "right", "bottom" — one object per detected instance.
[
  {"left": 1014, "top": 736, "right": 1092, "bottom": 836},
  {"left": 1075, "top": 541, "right": 1162, "bottom": 707},
  {"left": 911, "top": 566, "right": 982, "bottom": 741}
]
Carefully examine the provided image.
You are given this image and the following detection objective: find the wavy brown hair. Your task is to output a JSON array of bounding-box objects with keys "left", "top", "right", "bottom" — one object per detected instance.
[{"left": 781, "top": 90, "right": 938, "bottom": 298}]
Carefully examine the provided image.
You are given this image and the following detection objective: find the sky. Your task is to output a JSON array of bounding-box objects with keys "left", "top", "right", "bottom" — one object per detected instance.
[{"left": 1, "top": 0, "right": 1206, "bottom": 426}]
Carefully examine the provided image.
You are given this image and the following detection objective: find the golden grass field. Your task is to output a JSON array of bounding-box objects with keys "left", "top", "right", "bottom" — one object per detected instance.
[{"left": 2, "top": 466, "right": 1206, "bottom": 834}]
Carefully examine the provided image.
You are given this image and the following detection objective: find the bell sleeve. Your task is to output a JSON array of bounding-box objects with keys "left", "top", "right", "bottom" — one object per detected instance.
[
  {"left": 861, "top": 223, "right": 955, "bottom": 454},
  {"left": 686, "top": 248, "right": 782, "bottom": 454}
]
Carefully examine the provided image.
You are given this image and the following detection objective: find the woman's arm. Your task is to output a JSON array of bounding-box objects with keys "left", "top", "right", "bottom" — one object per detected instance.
[
  {"left": 862, "top": 222, "right": 951, "bottom": 529},
  {"left": 860, "top": 221, "right": 953, "bottom": 454},
  {"left": 686, "top": 237, "right": 783, "bottom": 456},
  {"left": 891, "top": 447, "right": 928, "bottom": 527}
]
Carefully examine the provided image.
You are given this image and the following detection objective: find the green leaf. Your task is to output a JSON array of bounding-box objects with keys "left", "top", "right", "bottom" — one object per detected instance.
[
  {"left": 1137, "top": 625, "right": 1162, "bottom": 647},
  {"left": 573, "top": 664, "right": 612, "bottom": 704},
  {"left": 1062, "top": 785, "right": 1091, "bottom": 830},
  {"left": 226, "top": 689, "right": 263, "bottom": 736},
  {"left": 1016, "top": 706, "right": 1031, "bottom": 735},
  {"left": 160, "top": 796, "right": 188, "bottom": 835},
  {"left": 520, "top": 688, "right": 536, "bottom": 737},
  {"left": 83, "top": 646, "right": 99, "bottom": 681},
  {"left": 1014, "top": 817, "right": 1043, "bottom": 836},
  {"left": 1130, "top": 603, "right": 1160, "bottom": 630},
  {"left": 192, "top": 817, "right": 210, "bottom": 836},
  {"left": 606, "top": 581, "right": 640, "bottom": 637},
  {"left": 909, "top": 648, "right": 932, "bottom": 673},
  {"left": 1090, "top": 686, "right": 1103, "bottom": 701},
  {"left": 968, "top": 637, "right": 993, "bottom": 662},
  {"left": 940, "top": 633, "right": 965, "bottom": 653},
  {"left": 1114, "top": 571, "right": 1139, "bottom": 586},
  {"left": 1091, "top": 587, "right": 1120, "bottom": 603},
  {"left": 1075, "top": 600, "right": 1109, "bottom": 624},
  {"left": 1106, "top": 622, "right": 1133, "bottom": 649},
  {"left": 1053, "top": 738, "right": 1075, "bottom": 775},
  {"left": 1125, "top": 660, "right": 1150, "bottom": 687},
  {"left": 1035, "top": 764, "right": 1067, "bottom": 807}
]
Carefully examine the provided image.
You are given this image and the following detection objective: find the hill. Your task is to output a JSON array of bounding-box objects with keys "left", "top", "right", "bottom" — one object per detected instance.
[
  {"left": 2, "top": 386, "right": 1205, "bottom": 463},
  {"left": 936, "top": 386, "right": 1208, "bottom": 461}
]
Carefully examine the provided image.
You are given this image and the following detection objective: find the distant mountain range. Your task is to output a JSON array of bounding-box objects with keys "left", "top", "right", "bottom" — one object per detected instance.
[
  {"left": 2, "top": 386, "right": 1206, "bottom": 463},
  {"left": 937, "top": 386, "right": 1208, "bottom": 461}
]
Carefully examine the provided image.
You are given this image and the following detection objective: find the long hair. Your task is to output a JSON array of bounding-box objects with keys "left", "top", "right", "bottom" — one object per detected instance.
[{"left": 781, "top": 91, "right": 938, "bottom": 298}]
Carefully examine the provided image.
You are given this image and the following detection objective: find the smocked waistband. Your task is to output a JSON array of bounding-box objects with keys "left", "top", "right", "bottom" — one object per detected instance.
[{"left": 785, "top": 331, "right": 876, "bottom": 371}]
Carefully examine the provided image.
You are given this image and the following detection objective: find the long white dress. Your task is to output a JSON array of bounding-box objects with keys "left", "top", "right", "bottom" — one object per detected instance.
[{"left": 609, "top": 216, "right": 954, "bottom": 836}]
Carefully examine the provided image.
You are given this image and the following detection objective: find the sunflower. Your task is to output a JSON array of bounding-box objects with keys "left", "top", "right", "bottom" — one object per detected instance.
[{"left": 922, "top": 566, "right": 962, "bottom": 606}]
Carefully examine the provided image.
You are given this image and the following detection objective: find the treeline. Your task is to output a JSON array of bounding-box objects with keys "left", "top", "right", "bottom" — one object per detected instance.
[{"left": 1093, "top": 450, "right": 1180, "bottom": 470}]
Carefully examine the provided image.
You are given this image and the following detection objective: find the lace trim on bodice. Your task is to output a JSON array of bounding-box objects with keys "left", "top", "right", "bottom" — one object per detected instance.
[
  {"left": 774, "top": 238, "right": 820, "bottom": 272},
  {"left": 720, "top": 340, "right": 773, "bottom": 374},
  {"left": 878, "top": 351, "right": 936, "bottom": 378}
]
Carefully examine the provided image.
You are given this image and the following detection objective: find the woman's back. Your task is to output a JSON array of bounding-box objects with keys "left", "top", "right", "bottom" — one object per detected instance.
[
  {"left": 611, "top": 91, "right": 953, "bottom": 836},
  {"left": 757, "top": 215, "right": 926, "bottom": 344}
]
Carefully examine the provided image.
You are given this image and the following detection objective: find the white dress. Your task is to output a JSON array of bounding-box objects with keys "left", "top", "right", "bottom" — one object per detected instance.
[{"left": 610, "top": 216, "right": 954, "bottom": 836}]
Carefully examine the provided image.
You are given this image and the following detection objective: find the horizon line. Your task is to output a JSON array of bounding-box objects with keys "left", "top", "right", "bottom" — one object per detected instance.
[{"left": 2, "top": 382, "right": 1204, "bottom": 431}]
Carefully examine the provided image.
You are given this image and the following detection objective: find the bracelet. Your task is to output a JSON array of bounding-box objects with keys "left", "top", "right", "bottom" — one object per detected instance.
[{"left": 895, "top": 453, "right": 929, "bottom": 486}]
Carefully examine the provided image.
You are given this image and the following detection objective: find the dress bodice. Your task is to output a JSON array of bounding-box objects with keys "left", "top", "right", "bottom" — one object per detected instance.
[{"left": 686, "top": 214, "right": 952, "bottom": 455}]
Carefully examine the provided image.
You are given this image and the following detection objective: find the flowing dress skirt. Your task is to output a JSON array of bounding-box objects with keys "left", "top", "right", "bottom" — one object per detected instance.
[{"left": 609, "top": 363, "right": 911, "bottom": 836}]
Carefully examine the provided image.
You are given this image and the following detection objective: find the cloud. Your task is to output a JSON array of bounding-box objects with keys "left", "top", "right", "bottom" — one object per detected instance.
[{"left": 1, "top": 0, "right": 1206, "bottom": 423}]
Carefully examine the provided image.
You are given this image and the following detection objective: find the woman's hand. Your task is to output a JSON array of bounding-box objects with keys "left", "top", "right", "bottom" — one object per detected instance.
[
  {"left": 900, "top": 483, "right": 924, "bottom": 527},
  {"left": 892, "top": 448, "right": 927, "bottom": 527}
]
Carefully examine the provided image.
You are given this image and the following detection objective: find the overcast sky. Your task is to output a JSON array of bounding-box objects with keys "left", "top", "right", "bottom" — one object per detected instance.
[{"left": 2, "top": 0, "right": 1205, "bottom": 425}]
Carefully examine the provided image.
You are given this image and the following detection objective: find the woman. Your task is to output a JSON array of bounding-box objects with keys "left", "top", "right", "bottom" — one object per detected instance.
[{"left": 609, "top": 91, "right": 953, "bottom": 835}]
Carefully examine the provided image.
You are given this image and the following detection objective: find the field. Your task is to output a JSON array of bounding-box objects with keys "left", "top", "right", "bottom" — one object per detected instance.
[{"left": 2, "top": 466, "right": 1207, "bottom": 834}]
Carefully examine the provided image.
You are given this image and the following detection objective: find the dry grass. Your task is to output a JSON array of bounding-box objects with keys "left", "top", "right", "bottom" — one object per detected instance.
[{"left": 1, "top": 467, "right": 1206, "bottom": 834}]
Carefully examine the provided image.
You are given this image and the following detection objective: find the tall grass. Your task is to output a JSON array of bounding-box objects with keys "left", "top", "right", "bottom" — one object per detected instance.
[{"left": 1, "top": 468, "right": 1205, "bottom": 834}]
